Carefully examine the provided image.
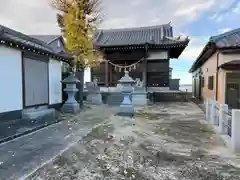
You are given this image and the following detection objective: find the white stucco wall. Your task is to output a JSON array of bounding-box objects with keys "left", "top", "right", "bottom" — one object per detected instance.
[
  {"left": 49, "top": 58, "right": 62, "bottom": 104},
  {"left": 146, "top": 50, "right": 169, "bottom": 60},
  {"left": 0, "top": 46, "right": 23, "bottom": 113}
]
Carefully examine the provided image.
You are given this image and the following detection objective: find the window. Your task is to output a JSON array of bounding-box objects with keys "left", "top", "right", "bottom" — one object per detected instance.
[
  {"left": 208, "top": 76, "right": 214, "bottom": 90},
  {"left": 201, "top": 77, "right": 204, "bottom": 87}
]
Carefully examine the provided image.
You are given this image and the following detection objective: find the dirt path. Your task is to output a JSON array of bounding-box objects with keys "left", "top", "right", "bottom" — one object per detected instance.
[{"left": 27, "top": 102, "right": 240, "bottom": 180}]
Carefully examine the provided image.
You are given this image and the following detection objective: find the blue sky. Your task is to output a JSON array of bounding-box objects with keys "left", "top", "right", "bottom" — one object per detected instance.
[
  {"left": 0, "top": 0, "right": 239, "bottom": 84},
  {"left": 171, "top": 0, "right": 240, "bottom": 84}
]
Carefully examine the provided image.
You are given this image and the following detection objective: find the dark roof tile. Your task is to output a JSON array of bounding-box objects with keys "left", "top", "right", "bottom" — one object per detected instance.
[
  {"left": 30, "top": 35, "right": 61, "bottom": 44},
  {"left": 95, "top": 24, "right": 188, "bottom": 47},
  {"left": 210, "top": 28, "right": 240, "bottom": 48},
  {"left": 0, "top": 25, "right": 71, "bottom": 60}
]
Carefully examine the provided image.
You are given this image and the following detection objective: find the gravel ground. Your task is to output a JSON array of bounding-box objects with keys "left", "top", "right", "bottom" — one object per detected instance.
[{"left": 26, "top": 102, "right": 240, "bottom": 180}]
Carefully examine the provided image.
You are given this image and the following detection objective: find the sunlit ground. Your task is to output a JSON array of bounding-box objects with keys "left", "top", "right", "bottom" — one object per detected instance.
[{"left": 27, "top": 103, "right": 240, "bottom": 180}]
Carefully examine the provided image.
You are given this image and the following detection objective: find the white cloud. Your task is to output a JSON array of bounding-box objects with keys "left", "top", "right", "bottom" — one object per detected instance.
[
  {"left": 233, "top": 2, "right": 240, "bottom": 13},
  {"left": 209, "top": 1, "right": 239, "bottom": 23},
  {"left": 0, "top": 0, "right": 60, "bottom": 34},
  {"left": 0, "top": 0, "right": 235, "bottom": 34},
  {"left": 172, "top": 71, "right": 192, "bottom": 84},
  {"left": 178, "top": 36, "right": 209, "bottom": 61},
  {"left": 218, "top": 28, "right": 232, "bottom": 34},
  {"left": 174, "top": 0, "right": 215, "bottom": 16}
]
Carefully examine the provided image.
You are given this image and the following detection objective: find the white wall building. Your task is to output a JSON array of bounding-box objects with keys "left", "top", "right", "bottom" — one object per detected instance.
[{"left": 0, "top": 25, "right": 72, "bottom": 120}]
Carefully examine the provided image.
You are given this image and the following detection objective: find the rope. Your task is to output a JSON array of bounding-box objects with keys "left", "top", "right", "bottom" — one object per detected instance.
[{"left": 105, "top": 58, "right": 144, "bottom": 72}]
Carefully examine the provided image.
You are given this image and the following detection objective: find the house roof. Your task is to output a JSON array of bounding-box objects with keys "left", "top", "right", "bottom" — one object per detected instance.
[
  {"left": 189, "top": 28, "right": 240, "bottom": 73},
  {"left": 219, "top": 60, "right": 240, "bottom": 69},
  {"left": 31, "top": 35, "right": 69, "bottom": 54},
  {"left": 210, "top": 28, "right": 240, "bottom": 48},
  {"left": 95, "top": 24, "right": 189, "bottom": 48},
  {"left": 0, "top": 25, "right": 71, "bottom": 61},
  {"left": 30, "top": 35, "right": 62, "bottom": 44}
]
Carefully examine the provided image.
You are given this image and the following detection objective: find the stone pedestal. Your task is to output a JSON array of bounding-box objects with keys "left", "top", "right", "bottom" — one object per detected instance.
[
  {"left": 85, "top": 80, "right": 103, "bottom": 105},
  {"left": 132, "top": 92, "right": 148, "bottom": 105},
  {"left": 61, "top": 72, "right": 80, "bottom": 114},
  {"left": 86, "top": 92, "right": 102, "bottom": 104},
  {"left": 117, "top": 71, "right": 135, "bottom": 117},
  {"left": 132, "top": 86, "right": 148, "bottom": 105}
]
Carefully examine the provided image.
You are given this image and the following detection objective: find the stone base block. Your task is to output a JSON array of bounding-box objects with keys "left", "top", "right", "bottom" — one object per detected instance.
[
  {"left": 119, "top": 104, "right": 134, "bottom": 117},
  {"left": 86, "top": 93, "right": 102, "bottom": 105},
  {"left": 61, "top": 102, "right": 80, "bottom": 114},
  {"left": 132, "top": 93, "right": 147, "bottom": 105},
  {"left": 22, "top": 107, "right": 55, "bottom": 120}
]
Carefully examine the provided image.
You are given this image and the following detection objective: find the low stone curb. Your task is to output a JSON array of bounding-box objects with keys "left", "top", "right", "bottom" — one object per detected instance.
[
  {"left": 0, "top": 119, "right": 65, "bottom": 145},
  {"left": 0, "top": 105, "right": 94, "bottom": 145}
]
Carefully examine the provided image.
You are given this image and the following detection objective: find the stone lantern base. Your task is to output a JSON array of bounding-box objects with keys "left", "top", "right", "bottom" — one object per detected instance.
[
  {"left": 61, "top": 102, "right": 80, "bottom": 114},
  {"left": 118, "top": 105, "right": 134, "bottom": 117}
]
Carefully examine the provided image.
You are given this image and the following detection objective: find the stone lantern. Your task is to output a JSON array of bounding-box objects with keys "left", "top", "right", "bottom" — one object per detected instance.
[
  {"left": 118, "top": 71, "right": 135, "bottom": 117},
  {"left": 61, "top": 72, "right": 80, "bottom": 114}
]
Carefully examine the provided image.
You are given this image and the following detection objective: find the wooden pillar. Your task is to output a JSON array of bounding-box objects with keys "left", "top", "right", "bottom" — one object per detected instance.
[
  {"left": 144, "top": 43, "right": 148, "bottom": 89},
  {"left": 109, "top": 63, "right": 112, "bottom": 86},
  {"left": 143, "top": 59, "right": 147, "bottom": 87},
  {"left": 105, "top": 60, "right": 109, "bottom": 87}
]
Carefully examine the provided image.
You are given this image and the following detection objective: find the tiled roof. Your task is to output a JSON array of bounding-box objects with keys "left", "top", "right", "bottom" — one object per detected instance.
[
  {"left": 95, "top": 24, "right": 189, "bottom": 47},
  {"left": 189, "top": 28, "right": 240, "bottom": 72},
  {"left": 219, "top": 60, "right": 240, "bottom": 67},
  {"left": 31, "top": 35, "right": 67, "bottom": 54},
  {"left": 210, "top": 28, "right": 240, "bottom": 48},
  {"left": 30, "top": 35, "right": 62, "bottom": 44},
  {"left": 0, "top": 25, "right": 71, "bottom": 60}
]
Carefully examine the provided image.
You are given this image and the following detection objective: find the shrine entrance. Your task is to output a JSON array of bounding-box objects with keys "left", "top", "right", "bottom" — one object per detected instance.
[{"left": 92, "top": 59, "right": 145, "bottom": 87}]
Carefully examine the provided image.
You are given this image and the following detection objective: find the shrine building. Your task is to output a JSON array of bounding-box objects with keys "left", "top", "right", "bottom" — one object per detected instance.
[{"left": 92, "top": 23, "right": 190, "bottom": 90}]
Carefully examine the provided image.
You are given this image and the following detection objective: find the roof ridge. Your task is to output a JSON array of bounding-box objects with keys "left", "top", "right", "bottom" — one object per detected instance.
[
  {"left": 30, "top": 34, "right": 63, "bottom": 45},
  {"left": 47, "top": 35, "right": 62, "bottom": 44},
  {"left": 30, "top": 34, "right": 61, "bottom": 36},
  {"left": 100, "top": 24, "right": 170, "bottom": 32},
  {"left": 0, "top": 25, "right": 72, "bottom": 60},
  {"left": 0, "top": 25, "right": 50, "bottom": 48},
  {"left": 210, "top": 28, "right": 240, "bottom": 42},
  {"left": 94, "top": 30, "right": 103, "bottom": 43}
]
